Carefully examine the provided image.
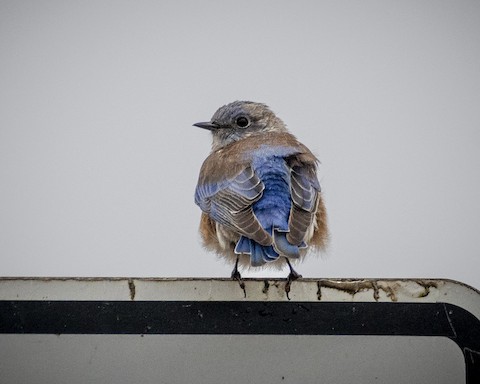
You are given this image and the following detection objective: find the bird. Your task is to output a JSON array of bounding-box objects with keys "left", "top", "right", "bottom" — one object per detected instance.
[{"left": 193, "top": 101, "right": 328, "bottom": 290}]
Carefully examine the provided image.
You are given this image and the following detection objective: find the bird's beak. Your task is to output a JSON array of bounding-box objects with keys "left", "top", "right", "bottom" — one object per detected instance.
[{"left": 193, "top": 121, "right": 219, "bottom": 131}]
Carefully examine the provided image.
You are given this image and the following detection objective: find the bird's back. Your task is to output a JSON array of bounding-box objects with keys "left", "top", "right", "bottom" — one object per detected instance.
[{"left": 196, "top": 131, "right": 326, "bottom": 268}]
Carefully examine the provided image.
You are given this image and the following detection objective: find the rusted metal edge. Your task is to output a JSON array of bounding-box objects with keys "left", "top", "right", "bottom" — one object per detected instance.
[
  {"left": 0, "top": 276, "right": 477, "bottom": 291},
  {"left": 0, "top": 278, "right": 478, "bottom": 312}
]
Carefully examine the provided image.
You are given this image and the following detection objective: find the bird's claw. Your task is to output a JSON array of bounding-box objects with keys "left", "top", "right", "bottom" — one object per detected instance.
[
  {"left": 285, "top": 259, "right": 302, "bottom": 300},
  {"left": 231, "top": 260, "right": 246, "bottom": 298}
]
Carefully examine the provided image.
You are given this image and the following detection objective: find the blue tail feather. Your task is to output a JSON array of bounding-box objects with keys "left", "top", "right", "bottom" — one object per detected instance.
[
  {"left": 251, "top": 242, "right": 265, "bottom": 266},
  {"left": 263, "top": 244, "right": 279, "bottom": 261},
  {"left": 235, "top": 235, "right": 279, "bottom": 266},
  {"left": 234, "top": 236, "right": 251, "bottom": 254},
  {"left": 273, "top": 229, "right": 300, "bottom": 259}
]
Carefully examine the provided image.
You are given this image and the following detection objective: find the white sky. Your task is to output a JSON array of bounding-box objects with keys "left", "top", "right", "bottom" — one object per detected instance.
[{"left": 1, "top": 1, "right": 479, "bottom": 290}]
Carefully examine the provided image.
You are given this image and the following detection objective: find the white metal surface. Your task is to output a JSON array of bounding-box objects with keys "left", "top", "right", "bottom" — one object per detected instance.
[
  {"left": 1, "top": 277, "right": 479, "bottom": 319},
  {"left": 1, "top": 277, "right": 479, "bottom": 384},
  {"left": 0, "top": 334, "right": 464, "bottom": 384}
]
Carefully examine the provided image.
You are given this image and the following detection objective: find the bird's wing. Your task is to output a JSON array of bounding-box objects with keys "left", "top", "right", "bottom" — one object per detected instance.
[
  {"left": 286, "top": 156, "right": 321, "bottom": 245},
  {"left": 195, "top": 163, "right": 272, "bottom": 246}
]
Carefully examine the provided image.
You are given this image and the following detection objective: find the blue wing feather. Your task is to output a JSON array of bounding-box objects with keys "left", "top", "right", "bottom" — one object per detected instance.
[{"left": 196, "top": 140, "right": 320, "bottom": 266}]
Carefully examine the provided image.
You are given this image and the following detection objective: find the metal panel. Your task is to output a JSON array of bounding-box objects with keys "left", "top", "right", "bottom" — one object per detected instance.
[
  {"left": 0, "top": 335, "right": 464, "bottom": 384},
  {"left": 0, "top": 278, "right": 479, "bottom": 383}
]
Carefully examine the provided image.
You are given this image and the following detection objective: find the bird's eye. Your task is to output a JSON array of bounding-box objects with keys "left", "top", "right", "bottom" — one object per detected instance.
[{"left": 235, "top": 116, "right": 250, "bottom": 128}]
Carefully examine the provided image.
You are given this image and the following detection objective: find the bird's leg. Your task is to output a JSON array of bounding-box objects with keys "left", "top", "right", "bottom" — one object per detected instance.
[
  {"left": 287, "top": 258, "right": 302, "bottom": 280},
  {"left": 231, "top": 256, "right": 246, "bottom": 298},
  {"left": 285, "top": 258, "right": 302, "bottom": 300}
]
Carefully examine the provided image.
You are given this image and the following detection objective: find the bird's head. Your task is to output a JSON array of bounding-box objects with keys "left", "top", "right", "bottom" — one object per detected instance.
[{"left": 194, "top": 101, "right": 287, "bottom": 150}]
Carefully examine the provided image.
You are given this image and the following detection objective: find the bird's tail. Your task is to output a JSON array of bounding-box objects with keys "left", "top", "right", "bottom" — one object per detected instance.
[{"left": 235, "top": 229, "right": 306, "bottom": 267}]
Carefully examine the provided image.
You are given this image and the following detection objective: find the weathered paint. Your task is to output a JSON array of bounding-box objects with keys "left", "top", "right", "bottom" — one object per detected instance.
[{"left": 0, "top": 277, "right": 478, "bottom": 320}]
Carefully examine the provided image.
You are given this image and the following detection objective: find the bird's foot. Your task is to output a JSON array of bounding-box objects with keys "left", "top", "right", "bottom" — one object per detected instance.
[
  {"left": 285, "top": 260, "right": 302, "bottom": 300},
  {"left": 231, "top": 261, "right": 246, "bottom": 298}
]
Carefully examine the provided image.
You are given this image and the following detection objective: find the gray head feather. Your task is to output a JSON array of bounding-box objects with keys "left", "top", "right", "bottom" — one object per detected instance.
[{"left": 194, "top": 101, "right": 288, "bottom": 150}]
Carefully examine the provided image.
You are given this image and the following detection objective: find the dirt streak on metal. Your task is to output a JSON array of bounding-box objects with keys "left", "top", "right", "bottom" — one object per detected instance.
[
  {"left": 315, "top": 279, "right": 445, "bottom": 302},
  {"left": 316, "top": 279, "right": 397, "bottom": 302},
  {"left": 128, "top": 279, "right": 136, "bottom": 301}
]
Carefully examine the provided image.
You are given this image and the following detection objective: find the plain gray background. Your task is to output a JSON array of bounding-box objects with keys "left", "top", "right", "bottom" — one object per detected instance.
[{"left": 1, "top": 1, "right": 479, "bottom": 289}]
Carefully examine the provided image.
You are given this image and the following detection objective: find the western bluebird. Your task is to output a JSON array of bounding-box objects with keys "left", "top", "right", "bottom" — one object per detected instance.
[{"left": 194, "top": 101, "right": 328, "bottom": 289}]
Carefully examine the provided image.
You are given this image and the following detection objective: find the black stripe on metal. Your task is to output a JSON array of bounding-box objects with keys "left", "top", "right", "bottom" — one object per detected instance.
[{"left": 1, "top": 301, "right": 479, "bottom": 382}]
